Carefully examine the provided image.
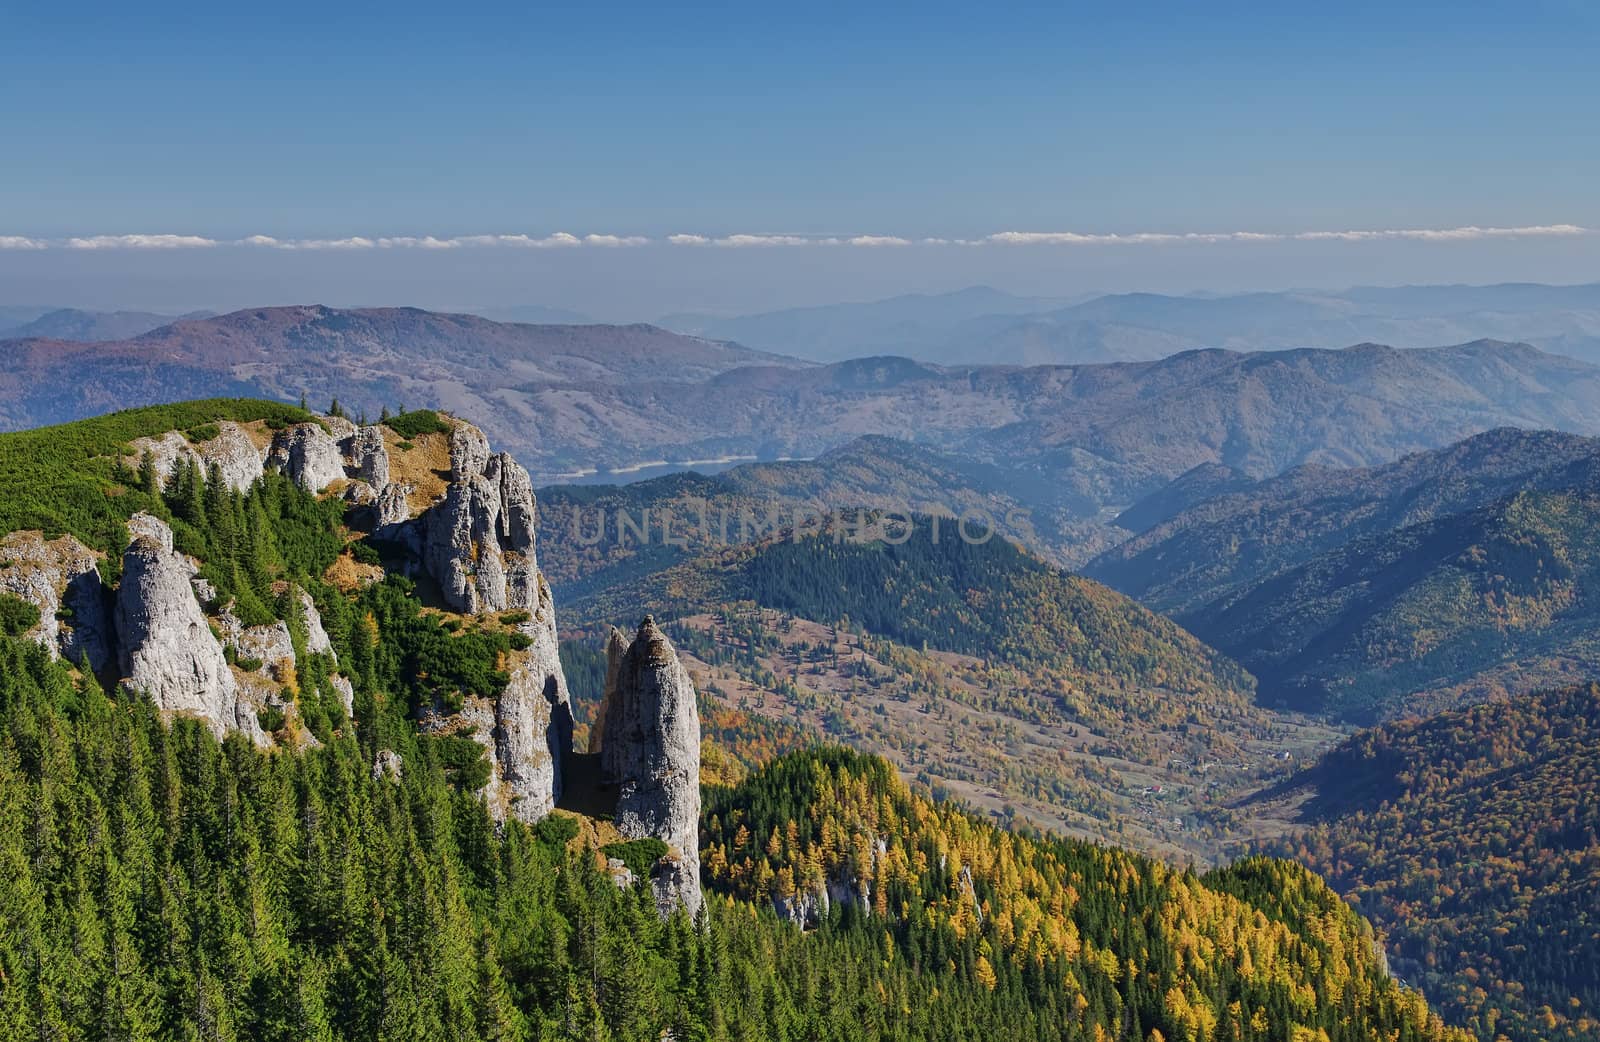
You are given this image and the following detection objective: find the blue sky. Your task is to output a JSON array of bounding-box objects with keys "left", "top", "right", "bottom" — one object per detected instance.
[{"left": 3, "top": 0, "right": 1599, "bottom": 314}]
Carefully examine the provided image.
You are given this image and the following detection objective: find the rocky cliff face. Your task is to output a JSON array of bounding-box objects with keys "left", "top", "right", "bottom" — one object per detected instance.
[
  {"left": 433, "top": 573, "right": 574, "bottom": 823},
  {"left": 115, "top": 514, "right": 263, "bottom": 745},
  {"left": 589, "top": 625, "right": 630, "bottom": 778},
  {"left": 404, "top": 422, "right": 579, "bottom": 822},
  {"left": 497, "top": 574, "right": 575, "bottom": 820},
  {"left": 5, "top": 407, "right": 703, "bottom": 917},
  {"left": 126, "top": 415, "right": 405, "bottom": 506},
  {"left": 374, "top": 482, "right": 414, "bottom": 528},
  {"left": 344, "top": 425, "right": 390, "bottom": 488},
  {"left": 202, "top": 422, "right": 268, "bottom": 490},
  {"left": 128, "top": 422, "right": 266, "bottom": 492},
  {"left": 0, "top": 531, "right": 114, "bottom": 673},
  {"left": 593, "top": 617, "right": 703, "bottom": 919},
  {"left": 266, "top": 423, "right": 346, "bottom": 492},
  {"left": 423, "top": 424, "right": 542, "bottom": 614},
  {"left": 449, "top": 423, "right": 491, "bottom": 481}
]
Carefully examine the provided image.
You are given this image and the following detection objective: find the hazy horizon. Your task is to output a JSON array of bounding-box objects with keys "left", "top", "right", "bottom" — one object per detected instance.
[{"left": 6, "top": 238, "right": 1600, "bottom": 323}]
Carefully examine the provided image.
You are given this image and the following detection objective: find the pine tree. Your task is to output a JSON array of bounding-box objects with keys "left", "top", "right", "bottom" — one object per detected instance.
[
  {"left": 138, "top": 450, "right": 161, "bottom": 498},
  {"left": 474, "top": 928, "right": 526, "bottom": 1042}
]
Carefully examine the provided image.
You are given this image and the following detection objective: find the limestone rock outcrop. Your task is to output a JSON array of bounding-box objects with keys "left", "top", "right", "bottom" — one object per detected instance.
[
  {"left": 199, "top": 422, "right": 266, "bottom": 491},
  {"left": 115, "top": 515, "right": 262, "bottom": 745},
  {"left": 408, "top": 421, "right": 577, "bottom": 822},
  {"left": 374, "top": 482, "right": 414, "bottom": 528},
  {"left": 126, "top": 432, "right": 201, "bottom": 489},
  {"left": 491, "top": 576, "right": 574, "bottom": 821},
  {"left": 342, "top": 480, "right": 378, "bottom": 507},
  {"left": 331, "top": 674, "right": 355, "bottom": 717},
  {"left": 0, "top": 531, "right": 114, "bottom": 673},
  {"left": 423, "top": 435, "right": 541, "bottom": 614},
  {"left": 594, "top": 616, "right": 703, "bottom": 919},
  {"left": 126, "top": 431, "right": 196, "bottom": 487},
  {"left": 221, "top": 614, "right": 296, "bottom": 674},
  {"left": 127, "top": 511, "right": 175, "bottom": 551},
  {"left": 419, "top": 596, "right": 572, "bottom": 822},
  {"left": 127, "top": 423, "right": 264, "bottom": 492},
  {"left": 323, "top": 415, "right": 358, "bottom": 442},
  {"left": 299, "top": 590, "right": 334, "bottom": 655},
  {"left": 449, "top": 423, "right": 491, "bottom": 481},
  {"left": 373, "top": 749, "right": 404, "bottom": 781},
  {"left": 344, "top": 425, "right": 390, "bottom": 488},
  {"left": 589, "top": 626, "right": 631, "bottom": 780},
  {"left": 215, "top": 587, "right": 352, "bottom": 729},
  {"left": 1, "top": 407, "right": 706, "bottom": 915},
  {"left": 266, "top": 422, "right": 345, "bottom": 492}
]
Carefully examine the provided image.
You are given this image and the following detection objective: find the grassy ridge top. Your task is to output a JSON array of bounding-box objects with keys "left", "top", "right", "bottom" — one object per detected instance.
[{"left": 0, "top": 398, "right": 315, "bottom": 553}]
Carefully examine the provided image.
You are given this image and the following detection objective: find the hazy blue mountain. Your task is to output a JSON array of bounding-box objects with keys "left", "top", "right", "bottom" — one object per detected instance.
[
  {"left": 1045, "top": 283, "right": 1600, "bottom": 361},
  {"left": 662, "top": 282, "right": 1600, "bottom": 366},
  {"left": 657, "top": 286, "right": 1084, "bottom": 362},
  {"left": 467, "top": 303, "right": 598, "bottom": 325},
  {"left": 0, "top": 305, "right": 58, "bottom": 333},
  {"left": 0, "top": 307, "right": 200, "bottom": 341}
]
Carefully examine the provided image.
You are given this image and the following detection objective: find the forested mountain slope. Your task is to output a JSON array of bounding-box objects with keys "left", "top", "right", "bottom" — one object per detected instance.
[
  {"left": 0, "top": 633, "right": 1467, "bottom": 1042},
  {"left": 571, "top": 515, "right": 1252, "bottom": 701},
  {"left": 535, "top": 433, "right": 1111, "bottom": 601},
  {"left": 559, "top": 514, "right": 1336, "bottom": 859},
  {"left": 1268, "top": 684, "right": 1600, "bottom": 1042},
  {"left": 1188, "top": 484, "right": 1600, "bottom": 721},
  {"left": 1088, "top": 428, "right": 1600, "bottom": 614},
  {"left": 1080, "top": 429, "right": 1600, "bottom": 721},
  {"left": 0, "top": 398, "right": 1475, "bottom": 1040}
]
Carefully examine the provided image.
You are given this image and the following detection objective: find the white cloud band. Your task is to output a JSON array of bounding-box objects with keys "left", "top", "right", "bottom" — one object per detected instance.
[{"left": 1, "top": 224, "right": 1589, "bottom": 251}]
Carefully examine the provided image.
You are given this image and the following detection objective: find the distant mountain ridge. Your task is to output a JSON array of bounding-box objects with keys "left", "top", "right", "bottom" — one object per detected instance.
[
  {"left": 0, "top": 304, "right": 801, "bottom": 459},
  {"left": 663, "top": 281, "right": 1600, "bottom": 367},
  {"left": 0, "top": 307, "right": 204, "bottom": 342},
  {"left": 658, "top": 286, "right": 1089, "bottom": 362},
  {"left": 508, "top": 338, "right": 1600, "bottom": 502},
  {"left": 9, "top": 307, "right": 1600, "bottom": 505},
  {"left": 1081, "top": 428, "right": 1600, "bottom": 721},
  {"left": 1088, "top": 427, "right": 1600, "bottom": 612}
]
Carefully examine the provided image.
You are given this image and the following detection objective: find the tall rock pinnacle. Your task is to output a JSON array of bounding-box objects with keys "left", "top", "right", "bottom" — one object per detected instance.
[
  {"left": 590, "top": 625, "right": 631, "bottom": 781},
  {"left": 594, "top": 616, "right": 703, "bottom": 919},
  {"left": 418, "top": 421, "right": 573, "bottom": 822}
]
